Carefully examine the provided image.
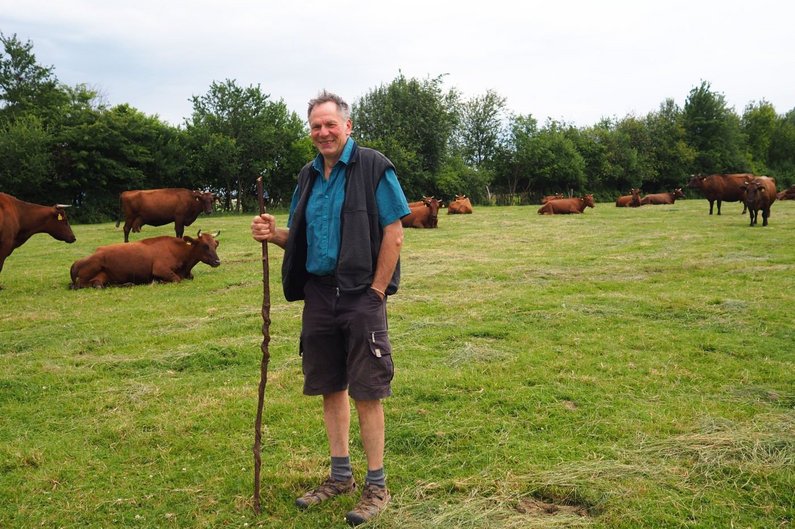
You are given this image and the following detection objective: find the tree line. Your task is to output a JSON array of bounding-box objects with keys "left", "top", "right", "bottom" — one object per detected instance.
[{"left": 2, "top": 32, "right": 794, "bottom": 222}]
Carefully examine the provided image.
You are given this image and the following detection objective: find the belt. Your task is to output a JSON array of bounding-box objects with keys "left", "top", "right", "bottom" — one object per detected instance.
[{"left": 309, "top": 273, "right": 337, "bottom": 286}]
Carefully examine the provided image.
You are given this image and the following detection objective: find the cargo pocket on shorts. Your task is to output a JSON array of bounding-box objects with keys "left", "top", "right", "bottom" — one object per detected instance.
[{"left": 367, "top": 329, "right": 394, "bottom": 387}]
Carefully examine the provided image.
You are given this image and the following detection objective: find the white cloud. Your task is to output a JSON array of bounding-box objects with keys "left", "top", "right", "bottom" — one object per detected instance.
[{"left": 2, "top": 0, "right": 794, "bottom": 126}]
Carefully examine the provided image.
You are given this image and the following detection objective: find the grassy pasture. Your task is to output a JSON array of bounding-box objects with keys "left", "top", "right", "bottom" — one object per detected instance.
[{"left": 1, "top": 199, "right": 793, "bottom": 529}]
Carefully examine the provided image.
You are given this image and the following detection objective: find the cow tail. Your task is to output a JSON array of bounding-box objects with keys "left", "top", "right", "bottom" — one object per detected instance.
[{"left": 115, "top": 194, "right": 122, "bottom": 227}]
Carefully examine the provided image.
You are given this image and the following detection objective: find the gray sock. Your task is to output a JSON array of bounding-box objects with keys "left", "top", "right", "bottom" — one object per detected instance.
[
  {"left": 365, "top": 467, "right": 386, "bottom": 488},
  {"left": 331, "top": 456, "right": 353, "bottom": 482}
]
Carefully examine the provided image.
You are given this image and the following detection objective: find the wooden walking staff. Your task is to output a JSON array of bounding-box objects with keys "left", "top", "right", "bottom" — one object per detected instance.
[{"left": 253, "top": 176, "right": 271, "bottom": 514}]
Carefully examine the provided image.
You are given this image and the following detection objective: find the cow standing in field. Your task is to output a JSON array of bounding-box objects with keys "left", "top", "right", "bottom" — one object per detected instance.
[
  {"left": 117, "top": 188, "right": 215, "bottom": 242},
  {"left": 447, "top": 195, "right": 473, "bottom": 214},
  {"left": 537, "top": 194, "right": 595, "bottom": 214},
  {"left": 70, "top": 230, "right": 221, "bottom": 288},
  {"left": 640, "top": 188, "right": 686, "bottom": 205},
  {"left": 687, "top": 173, "right": 754, "bottom": 215},
  {"left": 740, "top": 177, "right": 777, "bottom": 226},
  {"left": 615, "top": 188, "right": 641, "bottom": 207},
  {"left": 402, "top": 197, "right": 441, "bottom": 228},
  {"left": 0, "top": 192, "right": 76, "bottom": 276}
]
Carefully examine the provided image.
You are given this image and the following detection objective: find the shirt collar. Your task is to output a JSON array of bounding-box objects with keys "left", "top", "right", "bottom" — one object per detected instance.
[{"left": 312, "top": 137, "right": 356, "bottom": 173}]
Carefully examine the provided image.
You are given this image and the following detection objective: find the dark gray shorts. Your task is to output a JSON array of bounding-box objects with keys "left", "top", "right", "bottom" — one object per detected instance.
[{"left": 300, "top": 276, "right": 394, "bottom": 400}]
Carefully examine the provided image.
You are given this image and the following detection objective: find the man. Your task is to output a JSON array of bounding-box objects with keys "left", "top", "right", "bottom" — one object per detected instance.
[{"left": 251, "top": 91, "right": 409, "bottom": 525}]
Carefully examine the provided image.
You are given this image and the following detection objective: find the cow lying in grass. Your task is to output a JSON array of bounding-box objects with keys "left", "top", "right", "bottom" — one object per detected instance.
[
  {"left": 615, "top": 188, "right": 641, "bottom": 207},
  {"left": 640, "top": 188, "right": 686, "bottom": 205},
  {"left": 447, "top": 195, "right": 473, "bottom": 214},
  {"left": 538, "top": 194, "right": 595, "bottom": 214},
  {"left": 70, "top": 230, "right": 220, "bottom": 288},
  {"left": 402, "top": 198, "right": 441, "bottom": 228}
]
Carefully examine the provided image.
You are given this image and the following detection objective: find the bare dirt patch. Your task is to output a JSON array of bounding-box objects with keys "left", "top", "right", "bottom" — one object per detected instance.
[{"left": 516, "top": 497, "right": 591, "bottom": 518}]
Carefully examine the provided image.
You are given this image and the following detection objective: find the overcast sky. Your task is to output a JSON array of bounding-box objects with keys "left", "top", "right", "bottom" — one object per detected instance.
[{"left": 2, "top": 0, "right": 794, "bottom": 128}]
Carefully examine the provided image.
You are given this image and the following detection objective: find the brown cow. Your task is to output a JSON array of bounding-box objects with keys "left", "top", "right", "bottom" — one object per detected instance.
[
  {"left": 0, "top": 192, "right": 76, "bottom": 276},
  {"left": 541, "top": 193, "right": 564, "bottom": 204},
  {"left": 740, "top": 177, "right": 777, "bottom": 227},
  {"left": 687, "top": 173, "right": 754, "bottom": 215},
  {"left": 408, "top": 196, "right": 434, "bottom": 208},
  {"left": 70, "top": 230, "right": 221, "bottom": 288},
  {"left": 615, "top": 188, "right": 641, "bottom": 207},
  {"left": 447, "top": 195, "right": 473, "bottom": 214},
  {"left": 640, "top": 188, "right": 686, "bottom": 205},
  {"left": 116, "top": 188, "right": 215, "bottom": 242},
  {"left": 401, "top": 197, "right": 441, "bottom": 228},
  {"left": 776, "top": 185, "right": 795, "bottom": 201},
  {"left": 538, "top": 194, "right": 595, "bottom": 214}
]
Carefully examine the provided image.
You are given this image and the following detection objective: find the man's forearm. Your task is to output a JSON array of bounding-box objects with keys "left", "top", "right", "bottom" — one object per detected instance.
[{"left": 371, "top": 221, "right": 404, "bottom": 293}]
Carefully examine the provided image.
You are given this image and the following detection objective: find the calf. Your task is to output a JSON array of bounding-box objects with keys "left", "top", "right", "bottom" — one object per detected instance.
[
  {"left": 640, "top": 188, "right": 686, "bottom": 205},
  {"left": 615, "top": 188, "right": 641, "bottom": 207},
  {"left": 538, "top": 194, "right": 595, "bottom": 214},
  {"left": 740, "top": 177, "right": 777, "bottom": 226},
  {"left": 401, "top": 198, "right": 441, "bottom": 228},
  {"left": 70, "top": 231, "right": 220, "bottom": 288}
]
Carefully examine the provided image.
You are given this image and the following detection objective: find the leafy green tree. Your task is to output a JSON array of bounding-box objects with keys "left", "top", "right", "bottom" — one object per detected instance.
[
  {"left": 768, "top": 108, "right": 795, "bottom": 186},
  {"left": 0, "top": 113, "right": 52, "bottom": 200},
  {"left": 564, "top": 124, "right": 608, "bottom": 192},
  {"left": 455, "top": 89, "right": 507, "bottom": 169},
  {"left": 352, "top": 73, "right": 458, "bottom": 199},
  {"left": 491, "top": 113, "right": 538, "bottom": 195},
  {"left": 436, "top": 156, "right": 491, "bottom": 203},
  {"left": 644, "top": 99, "right": 696, "bottom": 190},
  {"left": 683, "top": 81, "right": 748, "bottom": 174},
  {"left": 186, "top": 80, "right": 308, "bottom": 210},
  {"left": 741, "top": 100, "right": 777, "bottom": 174},
  {"left": 527, "top": 120, "right": 586, "bottom": 194},
  {"left": 0, "top": 32, "right": 68, "bottom": 123}
]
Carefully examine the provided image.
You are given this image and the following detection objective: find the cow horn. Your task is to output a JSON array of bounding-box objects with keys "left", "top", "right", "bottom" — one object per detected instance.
[
  {"left": 197, "top": 229, "right": 202, "bottom": 237},
  {"left": 54, "top": 204, "right": 72, "bottom": 208},
  {"left": 212, "top": 230, "right": 221, "bottom": 237}
]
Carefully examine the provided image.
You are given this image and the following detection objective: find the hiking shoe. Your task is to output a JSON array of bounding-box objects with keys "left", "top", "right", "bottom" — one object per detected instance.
[
  {"left": 295, "top": 476, "right": 356, "bottom": 509},
  {"left": 345, "top": 483, "right": 391, "bottom": 526}
]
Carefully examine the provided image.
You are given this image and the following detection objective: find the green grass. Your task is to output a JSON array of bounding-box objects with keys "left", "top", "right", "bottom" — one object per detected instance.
[{"left": 1, "top": 200, "right": 793, "bottom": 528}]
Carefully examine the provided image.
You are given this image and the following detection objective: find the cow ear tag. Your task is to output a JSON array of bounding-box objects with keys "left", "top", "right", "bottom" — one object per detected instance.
[{"left": 57, "top": 213, "right": 63, "bottom": 221}]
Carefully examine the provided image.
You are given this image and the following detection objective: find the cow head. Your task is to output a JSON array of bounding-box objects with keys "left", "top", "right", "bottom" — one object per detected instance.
[
  {"left": 183, "top": 229, "right": 221, "bottom": 267},
  {"left": 193, "top": 191, "right": 216, "bottom": 214},
  {"left": 48, "top": 205, "right": 77, "bottom": 243},
  {"left": 630, "top": 188, "right": 641, "bottom": 206},
  {"left": 582, "top": 194, "right": 595, "bottom": 208},
  {"left": 673, "top": 188, "right": 686, "bottom": 199},
  {"left": 740, "top": 181, "right": 765, "bottom": 201},
  {"left": 427, "top": 197, "right": 441, "bottom": 227},
  {"left": 687, "top": 174, "right": 706, "bottom": 189}
]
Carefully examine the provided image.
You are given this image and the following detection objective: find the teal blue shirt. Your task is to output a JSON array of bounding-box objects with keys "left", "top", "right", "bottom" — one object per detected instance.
[{"left": 287, "top": 138, "right": 410, "bottom": 276}]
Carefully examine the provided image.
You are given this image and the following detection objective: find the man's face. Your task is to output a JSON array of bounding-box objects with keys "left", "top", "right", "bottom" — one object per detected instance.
[{"left": 309, "top": 101, "right": 352, "bottom": 162}]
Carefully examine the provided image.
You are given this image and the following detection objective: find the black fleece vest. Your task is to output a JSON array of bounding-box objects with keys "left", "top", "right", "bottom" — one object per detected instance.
[{"left": 282, "top": 145, "right": 400, "bottom": 301}]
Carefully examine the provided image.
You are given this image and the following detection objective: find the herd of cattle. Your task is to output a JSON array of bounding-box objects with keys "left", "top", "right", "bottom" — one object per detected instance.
[
  {"left": 0, "top": 188, "right": 220, "bottom": 288},
  {"left": 2, "top": 175, "right": 794, "bottom": 287}
]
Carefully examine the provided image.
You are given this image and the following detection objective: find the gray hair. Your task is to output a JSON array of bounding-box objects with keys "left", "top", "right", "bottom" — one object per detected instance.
[{"left": 307, "top": 90, "right": 350, "bottom": 122}]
